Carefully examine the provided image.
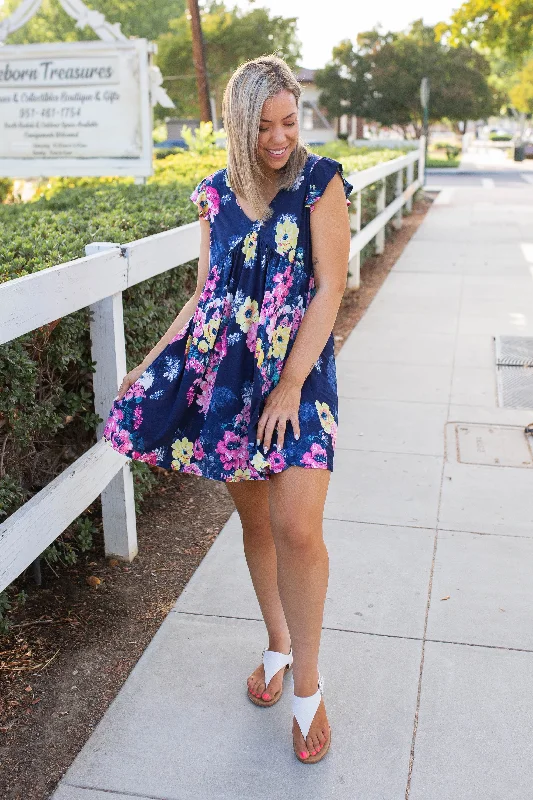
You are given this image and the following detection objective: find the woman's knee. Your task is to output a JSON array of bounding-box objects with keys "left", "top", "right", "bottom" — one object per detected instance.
[{"left": 271, "top": 520, "right": 322, "bottom": 552}]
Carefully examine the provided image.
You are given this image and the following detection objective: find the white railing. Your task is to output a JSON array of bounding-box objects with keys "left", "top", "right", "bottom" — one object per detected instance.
[{"left": 0, "top": 139, "right": 425, "bottom": 592}]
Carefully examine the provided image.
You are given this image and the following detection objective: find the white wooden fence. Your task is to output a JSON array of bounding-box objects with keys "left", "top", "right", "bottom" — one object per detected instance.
[{"left": 0, "top": 139, "right": 424, "bottom": 593}]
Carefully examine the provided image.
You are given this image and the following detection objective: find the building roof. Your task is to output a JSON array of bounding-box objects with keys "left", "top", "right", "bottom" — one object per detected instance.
[{"left": 296, "top": 67, "right": 316, "bottom": 83}]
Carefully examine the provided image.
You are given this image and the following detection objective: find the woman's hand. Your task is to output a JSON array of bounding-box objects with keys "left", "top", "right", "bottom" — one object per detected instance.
[
  {"left": 256, "top": 377, "right": 302, "bottom": 452},
  {"left": 116, "top": 365, "right": 146, "bottom": 401}
]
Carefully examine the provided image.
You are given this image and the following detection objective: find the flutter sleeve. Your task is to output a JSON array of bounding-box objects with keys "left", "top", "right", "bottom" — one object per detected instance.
[
  {"left": 305, "top": 156, "right": 354, "bottom": 212},
  {"left": 189, "top": 177, "right": 210, "bottom": 220}
]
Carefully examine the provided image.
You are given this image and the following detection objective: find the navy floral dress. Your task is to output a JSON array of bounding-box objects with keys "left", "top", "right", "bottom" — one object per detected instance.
[{"left": 102, "top": 153, "right": 353, "bottom": 482}]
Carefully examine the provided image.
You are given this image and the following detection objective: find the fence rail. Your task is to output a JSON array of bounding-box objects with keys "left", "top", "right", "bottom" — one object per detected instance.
[{"left": 0, "top": 139, "right": 425, "bottom": 593}]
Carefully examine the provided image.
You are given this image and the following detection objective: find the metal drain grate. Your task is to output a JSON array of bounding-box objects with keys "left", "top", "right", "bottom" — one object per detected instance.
[
  {"left": 494, "top": 335, "right": 533, "bottom": 366},
  {"left": 496, "top": 367, "right": 533, "bottom": 408},
  {"left": 494, "top": 336, "right": 533, "bottom": 408}
]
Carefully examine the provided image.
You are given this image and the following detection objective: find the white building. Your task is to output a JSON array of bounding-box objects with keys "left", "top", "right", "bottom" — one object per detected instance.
[{"left": 296, "top": 68, "right": 337, "bottom": 145}]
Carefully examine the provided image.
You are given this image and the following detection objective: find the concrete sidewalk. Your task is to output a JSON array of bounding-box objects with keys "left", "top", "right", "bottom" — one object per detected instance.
[{"left": 51, "top": 184, "right": 533, "bottom": 800}]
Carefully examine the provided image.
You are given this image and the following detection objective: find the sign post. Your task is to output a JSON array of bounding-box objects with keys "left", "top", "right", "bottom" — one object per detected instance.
[{"left": 420, "top": 76, "right": 430, "bottom": 186}]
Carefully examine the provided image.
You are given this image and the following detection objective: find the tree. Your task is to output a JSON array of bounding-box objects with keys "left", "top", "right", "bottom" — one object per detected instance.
[
  {"left": 438, "top": 0, "right": 533, "bottom": 67},
  {"left": 156, "top": 2, "right": 301, "bottom": 119},
  {"left": 318, "top": 22, "right": 494, "bottom": 137},
  {"left": 509, "top": 58, "right": 533, "bottom": 114},
  {"left": 314, "top": 40, "right": 370, "bottom": 123},
  {"left": 0, "top": 0, "right": 186, "bottom": 43}
]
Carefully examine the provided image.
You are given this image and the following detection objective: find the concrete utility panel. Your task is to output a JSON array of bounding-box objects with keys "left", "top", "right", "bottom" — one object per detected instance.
[{"left": 455, "top": 423, "right": 533, "bottom": 468}]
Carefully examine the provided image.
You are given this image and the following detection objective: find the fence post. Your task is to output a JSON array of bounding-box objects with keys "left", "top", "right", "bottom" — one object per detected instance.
[
  {"left": 375, "top": 178, "right": 386, "bottom": 255},
  {"left": 347, "top": 189, "right": 361, "bottom": 289},
  {"left": 393, "top": 168, "right": 403, "bottom": 230},
  {"left": 406, "top": 160, "right": 414, "bottom": 212},
  {"left": 86, "top": 242, "right": 138, "bottom": 563}
]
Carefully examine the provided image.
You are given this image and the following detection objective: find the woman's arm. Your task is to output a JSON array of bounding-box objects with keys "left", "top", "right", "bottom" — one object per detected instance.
[
  {"left": 256, "top": 173, "right": 351, "bottom": 451},
  {"left": 116, "top": 217, "right": 210, "bottom": 400}
]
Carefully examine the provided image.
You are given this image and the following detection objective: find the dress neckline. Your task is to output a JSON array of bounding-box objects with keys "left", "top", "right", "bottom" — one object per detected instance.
[{"left": 224, "top": 167, "right": 284, "bottom": 225}]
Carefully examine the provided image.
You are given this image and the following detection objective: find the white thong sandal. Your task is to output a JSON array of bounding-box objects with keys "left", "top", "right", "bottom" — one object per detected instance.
[
  {"left": 247, "top": 647, "right": 293, "bottom": 707},
  {"left": 292, "top": 672, "right": 331, "bottom": 763}
]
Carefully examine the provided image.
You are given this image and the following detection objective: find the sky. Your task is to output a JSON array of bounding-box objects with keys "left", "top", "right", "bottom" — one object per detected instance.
[{"left": 234, "top": 0, "right": 463, "bottom": 68}]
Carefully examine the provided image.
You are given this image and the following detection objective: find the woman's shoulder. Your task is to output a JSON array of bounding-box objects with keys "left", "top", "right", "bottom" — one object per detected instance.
[{"left": 303, "top": 151, "right": 354, "bottom": 209}]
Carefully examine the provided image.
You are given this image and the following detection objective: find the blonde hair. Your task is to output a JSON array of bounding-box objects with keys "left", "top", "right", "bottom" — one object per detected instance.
[{"left": 222, "top": 54, "right": 308, "bottom": 221}]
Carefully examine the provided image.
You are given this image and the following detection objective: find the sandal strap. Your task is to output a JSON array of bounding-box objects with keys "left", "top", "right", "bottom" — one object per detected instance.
[
  {"left": 262, "top": 647, "right": 293, "bottom": 688},
  {"left": 292, "top": 672, "right": 324, "bottom": 741}
]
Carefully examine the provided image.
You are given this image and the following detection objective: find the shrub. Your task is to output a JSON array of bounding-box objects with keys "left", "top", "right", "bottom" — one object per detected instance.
[
  {"left": 489, "top": 132, "right": 512, "bottom": 141},
  {"left": 0, "top": 178, "right": 13, "bottom": 204}
]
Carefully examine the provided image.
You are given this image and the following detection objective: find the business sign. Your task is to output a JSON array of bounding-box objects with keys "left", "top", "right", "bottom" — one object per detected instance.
[{"left": 0, "top": 38, "right": 168, "bottom": 177}]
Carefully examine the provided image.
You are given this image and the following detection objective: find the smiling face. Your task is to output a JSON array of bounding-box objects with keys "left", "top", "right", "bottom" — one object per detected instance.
[{"left": 257, "top": 90, "right": 299, "bottom": 175}]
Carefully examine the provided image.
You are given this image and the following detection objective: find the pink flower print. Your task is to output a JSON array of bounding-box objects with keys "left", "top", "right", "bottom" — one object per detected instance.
[
  {"left": 246, "top": 321, "right": 259, "bottom": 353},
  {"left": 133, "top": 405, "right": 143, "bottom": 430},
  {"left": 193, "top": 311, "right": 206, "bottom": 339},
  {"left": 186, "top": 382, "right": 197, "bottom": 406},
  {"left": 301, "top": 442, "right": 328, "bottom": 469},
  {"left": 291, "top": 307, "right": 303, "bottom": 335},
  {"left": 122, "top": 382, "right": 145, "bottom": 402},
  {"left": 132, "top": 450, "right": 159, "bottom": 466},
  {"left": 191, "top": 183, "right": 220, "bottom": 222},
  {"left": 204, "top": 186, "right": 220, "bottom": 221},
  {"left": 222, "top": 293, "right": 233, "bottom": 319},
  {"left": 268, "top": 450, "right": 286, "bottom": 472},
  {"left": 199, "top": 265, "right": 220, "bottom": 303},
  {"left": 216, "top": 430, "right": 248, "bottom": 471},
  {"left": 330, "top": 420, "right": 338, "bottom": 449},
  {"left": 186, "top": 357, "right": 205, "bottom": 375},
  {"left": 107, "top": 424, "right": 134, "bottom": 455},
  {"left": 194, "top": 438, "right": 205, "bottom": 460},
  {"left": 183, "top": 463, "right": 203, "bottom": 475},
  {"left": 196, "top": 369, "right": 216, "bottom": 414}
]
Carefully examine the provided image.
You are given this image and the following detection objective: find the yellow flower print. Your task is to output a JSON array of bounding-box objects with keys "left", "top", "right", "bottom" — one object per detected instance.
[
  {"left": 251, "top": 450, "right": 269, "bottom": 471},
  {"left": 185, "top": 334, "right": 192, "bottom": 356},
  {"left": 229, "top": 468, "right": 251, "bottom": 482},
  {"left": 203, "top": 317, "right": 220, "bottom": 347},
  {"left": 196, "top": 316, "right": 221, "bottom": 352},
  {"left": 236, "top": 297, "right": 259, "bottom": 332},
  {"left": 274, "top": 215, "right": 298, "bottom": 258},
  {"left": 272, "top": 325, "right": 291, "bottom": 359},
  {"left": 255, "top": 337, "right": 264, "bottom": 367},
  {"left": 171, "top": 436, "right": 194, "bottom": 467},
  {"left": 315, "top": 400, "right": 335, "bottom": 433},
  {"left": 242, "top": 231, "right": 258, "bottom": 264}
]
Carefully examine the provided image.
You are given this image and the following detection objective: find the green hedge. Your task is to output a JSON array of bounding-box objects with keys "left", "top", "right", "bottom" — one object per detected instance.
[{"left": 0, "top": 145, "right": 416, "bottom": 626}]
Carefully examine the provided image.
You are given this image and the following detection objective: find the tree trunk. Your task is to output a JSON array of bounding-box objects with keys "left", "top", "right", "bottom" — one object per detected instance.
[
  {"left": 187, "top": 0, "right": 212, "bottom": 123},
  {"left": 356, "top": 116, "right": 364, "bottom": 138}
]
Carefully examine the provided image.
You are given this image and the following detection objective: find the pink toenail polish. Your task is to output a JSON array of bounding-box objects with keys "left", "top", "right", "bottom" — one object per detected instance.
[
  {"left": 300, "top": 751, "right": 308, "bottom": 759},
  {"left": 262, "top": 693, "right": 270, "bottom": 700},
  {"left": 311, "top": 750, "right": 316, "bottom": 756}
]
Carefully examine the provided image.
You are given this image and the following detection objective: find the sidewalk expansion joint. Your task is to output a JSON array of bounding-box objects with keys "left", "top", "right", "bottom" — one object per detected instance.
[
  {"left": 323, "top": 517, "right": 436, "bottom": 531},
  {"left": 61, "top": 782, "right": 172, "bottom": 800},
  {"left": 437, "top": 526, "right": 533, "bottom": 540},
  {"left": 424, "top": 637, "right": 533, "bottom": 654},
  {"left": 334, "top": 445, "right": 444, "bottom": 458}
]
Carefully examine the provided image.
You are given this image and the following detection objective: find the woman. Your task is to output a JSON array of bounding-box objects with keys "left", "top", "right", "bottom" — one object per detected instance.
[{"left": 102, "top": 54, "right": 352, "bottom": 764}]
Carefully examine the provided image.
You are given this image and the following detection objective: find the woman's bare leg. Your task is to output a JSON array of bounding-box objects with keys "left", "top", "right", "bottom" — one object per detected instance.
[
  {"left": 268, "top": 465, "right": 331, "bottom": 759},
  {"left": 226, "top": 479, "right": 291, "bottom": 700}
]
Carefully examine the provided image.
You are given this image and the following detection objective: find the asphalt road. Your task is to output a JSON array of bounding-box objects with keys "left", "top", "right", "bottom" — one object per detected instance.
[{"left": 425, "top": 168, "right": 533, "bottom": 189}]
